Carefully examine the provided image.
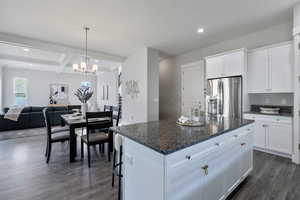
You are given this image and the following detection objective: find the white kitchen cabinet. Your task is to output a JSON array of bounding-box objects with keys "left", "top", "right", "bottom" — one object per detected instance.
[
  {"left": 243, "top": 113, "right": 292, "bottom": 157},
  {"left": 123, "top": 124, "right": 254, "bottom": 200},
  {"left": 206, "top": 56, "right": 223, "bottom": 79},
  {"left": 253, "top": 120, "right": 267, "bottom": 149},
  {"left": 247, "top": 42, "right": 293, "bottom": 93},
  {"left": 248, "top": 49, "right": 269, "bottom": 93},
  {"left": 267, "top": 122, "right": 292, "bottom": 154},
  {"left": 269, "top": 44, "right": 293, "bottom": 93},
  {"left": 206, "top": 49, "right": 245, "bottom": 79},
  {"left": 223, "top": 51, "right": 243, "bottom": 77}
]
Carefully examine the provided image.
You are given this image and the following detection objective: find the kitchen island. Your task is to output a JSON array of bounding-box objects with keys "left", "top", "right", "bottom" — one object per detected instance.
[{"left": 112, "top": 117, "right": 254, "bottom": 200}]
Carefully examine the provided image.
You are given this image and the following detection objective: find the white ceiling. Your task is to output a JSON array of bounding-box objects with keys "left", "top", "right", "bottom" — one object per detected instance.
[{"left": 0, "top": 0, "right": 298, "bottom": 57}]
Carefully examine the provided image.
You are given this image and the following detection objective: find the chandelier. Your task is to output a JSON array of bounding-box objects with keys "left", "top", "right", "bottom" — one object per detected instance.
[{"left": 72, "top": 27, "right": 98, "bottom": 74}]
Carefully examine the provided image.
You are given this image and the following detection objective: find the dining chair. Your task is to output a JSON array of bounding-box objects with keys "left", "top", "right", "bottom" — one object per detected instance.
[
  {"left": 99, "top": 106, "right": 121, "bottom": 153},
  {"left": 81, "top": 111, "right": 113, "bottom": 168},
  {"left": 43, "top": 108, "right": 70, "bottom": 163},
  {"left": 104, "top": 105, "right": 112, "bottom": 111}
]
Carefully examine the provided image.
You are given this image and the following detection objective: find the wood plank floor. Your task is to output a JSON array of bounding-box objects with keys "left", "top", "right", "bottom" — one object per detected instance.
[{"left": 0, "top": 131, "right": 299, "bottom": 200}]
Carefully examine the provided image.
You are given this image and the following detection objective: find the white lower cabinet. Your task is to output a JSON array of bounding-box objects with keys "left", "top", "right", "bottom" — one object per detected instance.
[
  {"left": 253, "top": 120, "right": 267, "bottom": 149},
  {"left": 267, "top": 122, "right": 292, "bottom": 154},
  {"left": 244, "top": 114, "right": 292, "bottom": 156},
  {"left": 123, "top": 124, "right": 254, "bottom": 200},
  {"left": 166, "top": 126, "right": 253, "bottom": 200}
]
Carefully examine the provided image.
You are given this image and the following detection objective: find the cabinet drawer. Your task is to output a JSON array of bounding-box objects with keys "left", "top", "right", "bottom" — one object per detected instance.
[
  {"left": 166, "top": 125, "right": 253, "bottom": 167},
  {"left": 243, "top": 114, "right": 292, "bottom": 124}
]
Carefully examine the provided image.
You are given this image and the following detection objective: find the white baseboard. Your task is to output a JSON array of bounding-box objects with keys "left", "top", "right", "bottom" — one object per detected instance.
[{"left": 254, "top": 147, "right": 292, "bottom": 159}]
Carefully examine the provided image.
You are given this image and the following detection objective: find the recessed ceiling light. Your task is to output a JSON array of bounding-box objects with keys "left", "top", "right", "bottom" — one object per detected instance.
[
  {"left": 29, "top": 64, "right": 33, "bottom": 66},
  {"left": 95, "top": 59, "right": 99, "bottom": 63},
  {"left": 197, "top": 28, "right": 204, "bottom": 33},
  {"left": 23, "top": 48, "right": 30, "bottom": 52}
]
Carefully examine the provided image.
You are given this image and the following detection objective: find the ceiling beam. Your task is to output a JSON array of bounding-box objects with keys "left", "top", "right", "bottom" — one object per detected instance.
[
  {"left": 0, "top": 32, "right": 125, "bottom": 63},
  {"left": 0, "top": 54, "right": 60, "bottom": 66}
]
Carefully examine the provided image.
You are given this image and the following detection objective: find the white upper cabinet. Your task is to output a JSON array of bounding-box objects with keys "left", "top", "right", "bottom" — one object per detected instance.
[
  {"left": 206, "top": 49, "right": 245, "bottom": 79},
  {"left": 206, "top": 56, "right": 223, "bottom": 79},
  {"left": 248, "top": 42, "right": 293, "bottom": 93},
  {"left": 248, "top": 49, "right": 269, "bottom": 93},
  {"left": 223, "top": 51, "right": 243, "bottom": 77},
  {"left": 269, "top": 44, "right": 293, "bottom": 93}
]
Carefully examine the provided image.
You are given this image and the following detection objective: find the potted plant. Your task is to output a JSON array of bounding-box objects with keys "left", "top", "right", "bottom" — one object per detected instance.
[{"left": 74, "top": 87, "right": 93, "bottom": 118}]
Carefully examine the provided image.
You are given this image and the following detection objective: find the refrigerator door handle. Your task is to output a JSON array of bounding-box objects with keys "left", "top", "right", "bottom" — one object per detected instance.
[{"left": 220, "top": 80, "right": 224, "bottom": 115}]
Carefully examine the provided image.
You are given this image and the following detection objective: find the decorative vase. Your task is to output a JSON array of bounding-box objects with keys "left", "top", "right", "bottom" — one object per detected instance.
[{"left": 81, "top": 103, "right": 88, "bottom": 118}]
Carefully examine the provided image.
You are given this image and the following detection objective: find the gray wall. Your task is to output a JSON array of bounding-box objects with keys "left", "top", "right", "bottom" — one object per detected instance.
[
  {"left": 159, "top": 58, "right": 178, "bottom": 119},
  {"left": 147, "top": 48, "right": 159, "bottom": 121},
  {"left": 3, "top": 67, "right": 97, "bottom": 108},
  {"left": 159, "top": 21, "right": 293, "bottom": 118},
  {"left": 0, "top": 66, "right": 3, "bottom": 110}
]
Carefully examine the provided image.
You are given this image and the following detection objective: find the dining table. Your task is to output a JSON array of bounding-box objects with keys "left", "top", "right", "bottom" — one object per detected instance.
[{"left": 61, "top": 114, "right": 112, "bottom": 162}]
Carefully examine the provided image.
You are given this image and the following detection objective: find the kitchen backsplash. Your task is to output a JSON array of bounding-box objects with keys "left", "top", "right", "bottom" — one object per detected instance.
[{"left": 248, "top": 93, "right": 294, "bottom": 106}]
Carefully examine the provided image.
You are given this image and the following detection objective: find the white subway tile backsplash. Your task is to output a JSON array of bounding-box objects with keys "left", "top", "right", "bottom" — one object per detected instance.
[{"left": 248, "top": 93, "right": 293, "bottom": 106}]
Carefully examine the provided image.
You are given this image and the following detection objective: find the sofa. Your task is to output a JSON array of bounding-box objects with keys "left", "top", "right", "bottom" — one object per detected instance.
[{"left": 0, "top": 105, "right": 81, "bottom": 132}]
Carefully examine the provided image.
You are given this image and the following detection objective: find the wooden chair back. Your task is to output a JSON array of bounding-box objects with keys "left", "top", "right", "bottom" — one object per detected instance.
[
  {"left": 85, "top": 111, "right": 113, "bottom": 142},
  {"left": 104, "top": 105, "right": 112, "bottom": 111},
  {"left": 112, "top": 106, "right": 121, "bottom": 126},
  {"left": 42, "top": 108, "right": 52, "bottom": 138}
]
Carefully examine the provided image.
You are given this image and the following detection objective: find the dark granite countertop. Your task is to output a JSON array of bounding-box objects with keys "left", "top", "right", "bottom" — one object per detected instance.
[
  {"left": 110, "top": 117, "right": 254, "bottom": 155},
  {"left": 244, "top": 111, "right": 293, "bottom": 117}
]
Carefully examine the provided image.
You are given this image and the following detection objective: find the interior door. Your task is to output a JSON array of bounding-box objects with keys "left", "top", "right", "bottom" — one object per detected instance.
[
  {"left": 248, "top": 49, "right": 269, "bottom": 93},
  {"left": 181, "top": 62, "right": 205, "bottom": 116}
]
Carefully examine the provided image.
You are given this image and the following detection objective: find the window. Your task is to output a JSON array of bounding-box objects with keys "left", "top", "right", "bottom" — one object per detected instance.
[
  {"left": 80, "top": 81, "right": 92, "bottom": 89},
  {"left": 13, "top": 77, "right": 27, "bottom": 107}
]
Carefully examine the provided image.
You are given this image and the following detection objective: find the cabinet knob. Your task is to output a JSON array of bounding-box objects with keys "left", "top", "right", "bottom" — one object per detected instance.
[
  {"left": 201, "top": 165, "right": 209, "bottom": 175},
  {"left": 186, "top": 155, "right": 191, "bottom": 160},
  {"left": 241, "top": 142, "right": 246, "bottom": 146},
  {"left": 215, "top": 142, "right": 220, "bottom": 146}
]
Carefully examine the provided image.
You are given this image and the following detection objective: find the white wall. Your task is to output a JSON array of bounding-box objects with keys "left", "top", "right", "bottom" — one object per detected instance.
[
  {"left": 97, "top": 69, "right": 118, "bottom": 109},
  {"left": 3, "top": 67, "right": 97, "bottom": 108},
  {"left": 160, "top": 21, "right": 293, "bottom": 118},
  {"left": 122, "top": 48, "right": 148, "bottom": 123},
  {"left": 122, "top": 47, "right": 159, "bottom": 124}
]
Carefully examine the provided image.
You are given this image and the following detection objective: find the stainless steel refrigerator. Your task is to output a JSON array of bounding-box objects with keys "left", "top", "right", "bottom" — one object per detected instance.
[{"left": 206, "top": 76, "right": 242, "bottom": 119}]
